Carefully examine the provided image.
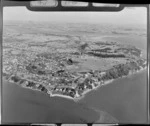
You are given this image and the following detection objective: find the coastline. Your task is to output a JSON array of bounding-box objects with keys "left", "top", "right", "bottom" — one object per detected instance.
[
  {"left": 4, "top": 66, "right": 147, "bottom": 102},
  {"left": 73, "top": 79, "right": 114, "bottom": 101},
  {"left": 50, "top": 93, "right": 74, "bottom": 100},
  {"left": 50, "top": 66, "right": 147, "bottom": 101}
]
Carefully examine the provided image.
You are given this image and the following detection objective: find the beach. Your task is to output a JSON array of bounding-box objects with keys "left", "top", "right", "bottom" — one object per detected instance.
[
  {"left": 79, "top": 69, "right": 147, "bottom": 123},
  {"left": 50, "top": 66, "right": 147, "bottom": 101},
  {"left": 8, "top": 65, "right": 147, "bottom": 103},
  {"left": 2, "top": 13, "right": 147, "bottom": 123}
]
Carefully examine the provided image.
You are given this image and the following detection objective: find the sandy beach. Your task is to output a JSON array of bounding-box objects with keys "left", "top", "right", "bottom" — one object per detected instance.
[
  {"left": 5, "top": 65, "right": 147, "bottom": 103},
  {"left": 50, "top": 93, "right": 74, "bottom": 100}
]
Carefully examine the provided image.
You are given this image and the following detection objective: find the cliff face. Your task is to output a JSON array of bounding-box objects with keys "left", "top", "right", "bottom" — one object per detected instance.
[{"left": 101, "top": 59, "right": 146, "bottom": 81}]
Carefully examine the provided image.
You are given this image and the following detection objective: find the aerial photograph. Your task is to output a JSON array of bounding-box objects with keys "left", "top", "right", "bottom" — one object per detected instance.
[{"left": 2, "top": 4, "right": 148, "bottom": 124}]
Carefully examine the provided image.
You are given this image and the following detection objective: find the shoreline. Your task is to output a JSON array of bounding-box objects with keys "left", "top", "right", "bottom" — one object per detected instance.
[
  {"left": 4, "top": 66, "right": 147, "bottom": 102},
  {"left": 49, "top": 92, "right": 74, "bottom": 100},
  {"left": 48, "top": 66, "right": 147, "bottom": 102},
  {"left": 73, "top": 79, "right": 114, "bottom": 101},
  {"left": 51, "top": 66, "right": 147, "bottom": 101}
]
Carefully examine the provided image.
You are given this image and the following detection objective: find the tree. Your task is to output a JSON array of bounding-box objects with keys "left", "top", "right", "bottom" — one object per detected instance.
[
  {"left": 87, "top": 84, "right": 93, "bottom": 89},
  {"left": 11, "top": 75, "right": 20, "bottom": 83},
  {"left": 26, "top": 81, "right": 35, "bottom": 87},
  {"left": 78, "top": 43, "right": 89, "bottom": 55}
]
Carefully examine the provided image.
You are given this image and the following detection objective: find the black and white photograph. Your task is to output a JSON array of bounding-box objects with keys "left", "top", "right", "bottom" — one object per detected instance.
[{"left": 0, "top": 0, "right": 149, "bottom": 125}]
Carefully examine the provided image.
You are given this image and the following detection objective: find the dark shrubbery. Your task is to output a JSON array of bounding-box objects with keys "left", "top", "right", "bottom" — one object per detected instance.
[
  {"left": 78, "top": 83, "right": 85, "bottom": 90},
  {"left": 26, "top": 81, "right": 35, "bottom": 87},
  {"left": 67, "top": 58, "right": 73, "bottom": 65},
  {"left": 37, "top": 70, "right": 46, "bottom": 75},
  {"left": 92, "top": 48, "right": 112, "bottom": 53},
  {"left": 86, "top": 84, "right": 93, "bottom": 89},
  {"left": 3, "top": 72, "right": 8, "bottom": 76},
  {"left": 88, "top": 52, "right": 125, "bottom": 58},
  {"left": 26, "top": 63, "right": 46, "bottom": 75},
  {"left": 26, "top": 64, "right": 37, "bottom": 74},
  {"left": 62, "top": 88, "right": 76, "bottom": 98},
  {"left": 107, "top": 68, "right": 119, "bottom": 79},
  {"left": 19, "top": 79, "right": 25, "bottom": 84},
  {"left": 100, "top": 60, "right": 142, "bottom": 81},
  {"left": 114, "top": 47, "right": 141, "bottom": 57},
  {"left": 101, "top": 64, "right": 132, "bottom": 80},
  {"left": 41, "top": 86, "right": 48, "bottom": 93},
  {"left": 127, "top": 61, "right": 140, "bottom": 71},
  {"left": 137, "top": 59, "right": 146, "bottom": 68},
  {"left": 11, "top": 75, "right": 21, "bottom": 83},
  {"left": 36, "top": 53, "right": 52, "bottom": 59},
  {"left": 115, "top": 64, "right": 129, "bottom": 76}
]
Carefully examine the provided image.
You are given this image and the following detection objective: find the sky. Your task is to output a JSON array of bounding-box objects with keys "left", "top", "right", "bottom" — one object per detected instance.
[{"left": 3, "top": 7, "right": 147, "bottom": 25}]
